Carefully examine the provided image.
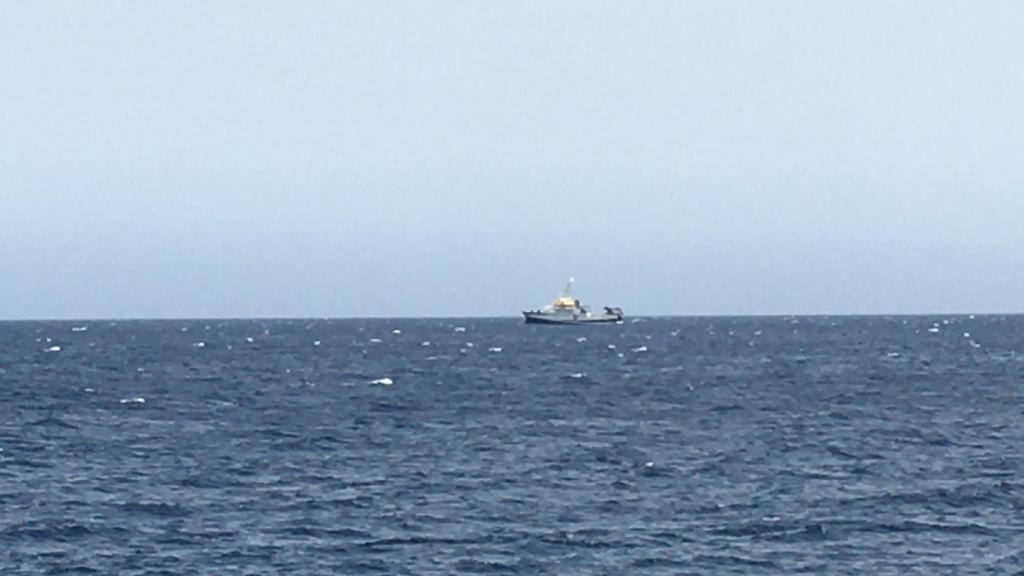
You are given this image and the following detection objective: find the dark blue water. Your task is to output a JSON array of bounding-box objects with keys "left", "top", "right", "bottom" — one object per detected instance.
[{"left": 2, "top": 316, "right": 1023, "bottom": 574}]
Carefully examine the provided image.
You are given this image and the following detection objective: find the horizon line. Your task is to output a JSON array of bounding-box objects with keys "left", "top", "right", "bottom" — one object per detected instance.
[{"left": 1, "top": 311, "right": 1021, "bottom": 323}]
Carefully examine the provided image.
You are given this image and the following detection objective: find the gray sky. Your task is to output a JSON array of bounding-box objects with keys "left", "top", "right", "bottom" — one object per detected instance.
[{"left": 2, "top": 1, "right": 1022, "bottom": 319}]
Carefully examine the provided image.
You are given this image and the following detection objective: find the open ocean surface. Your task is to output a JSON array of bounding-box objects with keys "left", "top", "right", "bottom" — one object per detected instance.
[{"left": 1, "top": 316, "right": 1023, "bottom": 575}]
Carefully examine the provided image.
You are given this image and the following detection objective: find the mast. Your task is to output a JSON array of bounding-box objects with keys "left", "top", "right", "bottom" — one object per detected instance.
[{"left": 562, "top": 277, "right": 575, "bottom": 298}]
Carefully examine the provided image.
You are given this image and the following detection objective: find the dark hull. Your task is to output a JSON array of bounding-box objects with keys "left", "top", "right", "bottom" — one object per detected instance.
[{"left": 522, "top": 312, "right": 623, "bottom": 325}]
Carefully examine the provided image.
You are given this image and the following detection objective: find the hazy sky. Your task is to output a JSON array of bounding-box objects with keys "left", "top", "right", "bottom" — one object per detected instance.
[{"left": 2, "top": 1, "right": 1022, "bottom": 318}]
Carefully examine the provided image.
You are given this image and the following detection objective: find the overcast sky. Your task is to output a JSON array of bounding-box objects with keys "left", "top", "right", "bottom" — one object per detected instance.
[{"left": 2, "top": 1, "right": 1022, "bottom": 319}]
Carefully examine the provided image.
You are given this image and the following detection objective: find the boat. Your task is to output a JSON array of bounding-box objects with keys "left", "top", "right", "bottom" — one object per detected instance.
[{"left": 522, "top": 278, "right": 623, "bottom": 325}]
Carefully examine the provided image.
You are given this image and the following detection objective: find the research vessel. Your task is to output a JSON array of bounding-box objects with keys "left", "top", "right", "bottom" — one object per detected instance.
[{"left": 522, "top": 278, "right": 623, "bottom": 325}]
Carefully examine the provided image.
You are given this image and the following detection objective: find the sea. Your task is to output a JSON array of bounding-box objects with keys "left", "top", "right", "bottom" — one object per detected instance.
[{"left": 1, "top": 316, "right": 1022, "bottom": 575}]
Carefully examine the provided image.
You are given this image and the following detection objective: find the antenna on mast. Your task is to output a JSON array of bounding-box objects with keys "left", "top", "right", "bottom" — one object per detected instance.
[{"left": 562, "top": 277, "right": 575, "bottom": 297}]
